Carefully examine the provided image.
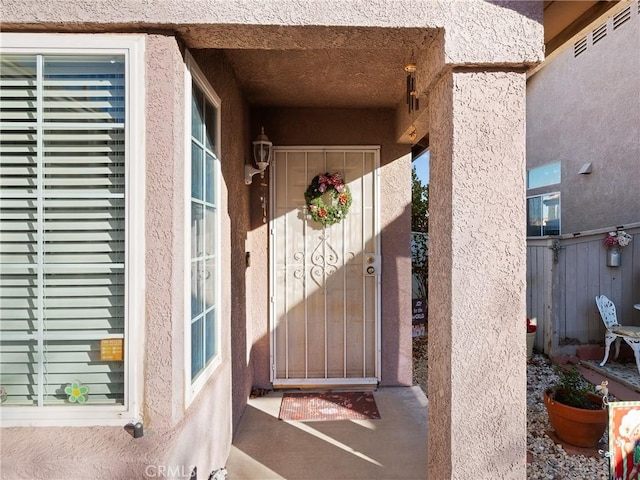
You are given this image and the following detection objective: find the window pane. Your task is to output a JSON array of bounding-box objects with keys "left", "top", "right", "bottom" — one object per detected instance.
[
  {"left": 204, "top": 206, "right": 215, "bottom": 255},
  {"left": 204, "top": 104, "right": 217, "bottom": 152},
  {"left": 205, "top": 257, "right": 215, "bottom": 310},
  {"left": 527, "top": 194, "right": 561, "bottom": 237},
  {"left": 44, "top": 128, "right": 125, "bottom": 195},
  {"left": 205, "top": 309, "right": 215, "bottom": 363},
  {"left": 191, "top": 318, "right": 203, "bottom": 380},
  {"left": 191, "top": 82, "right": 204, "bottom": 143},
  {"left": 205, "top": 153, "right": 215, "bottom": 204},
  {"left": 0, "top": 198, "right": 37, "bottom": 264},
  {"left": 191, "top": 202, "right": 204, "bottom": 259},
  {"left": 0, "top": 52, "right": 129, "bottom": 410},
  {"left": 0, "top": 55, "right": 37, "bottom": 123},
  {"left": 190, "top": 71, "right": 218, "bottom": 384},
  {"left": 527, "top": 162, "right": 561, "bottom": 189},
  {"left": 0, "top": 340, "right": 38, "bottom": 406},
  {"left": 542, "top": 193, "right": 560, "bottom": 235},
  {"left": 527, "top": 197, "right": 542, "bottom": 236},
  {"left": 191, "top": 261, "right": 205, "bottom": 318},
  {"left": 43, "top": 339, "right": 124, "bottom": 405},
  {"left": 43, "top": 55, "right": 125, "bottom": 124},
  {"left": 0, "top": 128, "right": 37, "bottom": 197},
  {"left": 191, "top": 143, "right": 203, "bottom": 200},
  {"left": 0, "top": 270, "right": 38, "bottom": 335},
  {"left": 43, "top": 270, "right": 125, "bottom": 334},
  {"left": 44, "top": 197, "right": 125, "bottom": 264}
]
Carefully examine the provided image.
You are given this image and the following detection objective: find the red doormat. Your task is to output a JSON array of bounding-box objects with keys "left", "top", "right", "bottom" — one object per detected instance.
[{"left": 278, "top": 391, "right": 381, "bottom": 421}]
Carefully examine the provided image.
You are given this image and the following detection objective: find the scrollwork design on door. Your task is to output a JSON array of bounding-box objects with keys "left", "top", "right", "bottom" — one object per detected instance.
[
  {"left": 309, "top": 235, "right": 340, "bottom": 289},
  {"left": 292, "top": 251, "right": 305, "bottom": 279}
]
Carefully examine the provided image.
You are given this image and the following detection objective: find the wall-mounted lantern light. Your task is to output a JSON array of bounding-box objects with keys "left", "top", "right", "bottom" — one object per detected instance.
[{"left": 245, "top": 127, "right": 273, "bottom": 185}]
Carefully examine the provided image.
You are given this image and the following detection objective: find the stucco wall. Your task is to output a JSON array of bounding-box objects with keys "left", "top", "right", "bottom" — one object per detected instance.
[
  {"left": 0, "top": 1, "right": 543, "bottom": 478},
  {"left": 189, "top": 48, "right": 254, "bottom": 432},
  {"left": 141, "top": 36, "right": 235, "bottom": 477},
  {"left": 248, "top": 107, "right": 413, "bottom": 387},
  {"left": 428, "top": 69, "right": 528, "bottom": 478},
  {"left": 0, "top": 35, "right": 238, "bottom": 479},
  {"left": 526, "top": 4, "right": 640, "bottom": 233},
  {"left": 1, "top": 0, "right": 543, "bottom": 65}
]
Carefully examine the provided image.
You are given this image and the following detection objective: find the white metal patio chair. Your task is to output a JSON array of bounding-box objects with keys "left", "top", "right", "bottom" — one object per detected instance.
[{"left": 596, "top": 295, "right": 640, "bottom": 375}]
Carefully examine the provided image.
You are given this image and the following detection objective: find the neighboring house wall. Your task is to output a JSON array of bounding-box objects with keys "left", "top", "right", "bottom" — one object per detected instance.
[
  {"left": 526, "top": 2, "right": 640, "bottom": 360},
  {"left": 526, "top": 2, "right": 640, "bottom": 235},
  {"left": 527, "top": 223, "right": 640, "bottom": 355}
]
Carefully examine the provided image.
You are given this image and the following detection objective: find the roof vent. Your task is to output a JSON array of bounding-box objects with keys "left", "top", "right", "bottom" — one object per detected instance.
[
  {"left": 613, "top": 6, "right": 631, "bottom": 30},
  {"left": 592, "top": 23, "right": 607, "bottom": 44},
  {"left": 574, "top": 37, "right": 587, "bottom": 57}
]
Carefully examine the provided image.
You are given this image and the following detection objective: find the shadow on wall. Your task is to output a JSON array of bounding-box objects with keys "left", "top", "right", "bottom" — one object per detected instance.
[{"left": 247, "top": 198, "right": 413, "bottom": 390}]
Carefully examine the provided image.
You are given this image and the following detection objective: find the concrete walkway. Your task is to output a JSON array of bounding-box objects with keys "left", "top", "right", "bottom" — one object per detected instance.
[{"left": 226, "top": 386, "right": 428, "bottom": 480}]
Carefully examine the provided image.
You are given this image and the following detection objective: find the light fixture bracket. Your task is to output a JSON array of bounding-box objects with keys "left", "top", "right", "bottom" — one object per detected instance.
[{"left": 245, "top": 164, "right": 265, "bottom": 185}]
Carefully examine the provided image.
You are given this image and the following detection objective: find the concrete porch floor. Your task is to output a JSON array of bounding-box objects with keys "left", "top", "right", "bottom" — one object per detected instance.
[{"left": 225, "top": 386, "right": 428, "bottom": 480}]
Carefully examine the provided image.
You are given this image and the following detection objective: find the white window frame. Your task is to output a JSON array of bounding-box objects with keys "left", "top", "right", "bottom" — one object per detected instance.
[
  {"left": 527, "top": 191, "right": 561, "bottom": 237},
  {"left": 183, "top": 52, "right": 222, "bottom": 406},
  {"left": 0, "top": 33, "right": 146, "bottom": 427}
]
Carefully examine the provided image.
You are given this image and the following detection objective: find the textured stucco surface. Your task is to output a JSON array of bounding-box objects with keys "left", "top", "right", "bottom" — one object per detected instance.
[
  {"left": 428, "top": 70, "right": 528, "bottom": 478},
  {"left": 527, "top": 3, "right": 640, "bottom": 234},
  {"left": 143, "top": 34, "right": 188, "bottom": 431},
  {"left": 190, "top": 48, "right": 254, "bottom": 432},
  {"left": 0, "top": 0, "right": 543, "bottom": 125},
  {"left": 0, "top": 2, "right": 544, "bottom": 478},
  {"left": 0, "top": 35, "right": 234, "bottom": 479},
  {"left": 0, "top": 0, "right": 543, "bottom": 67},
  {"left": 247, "top": 107, "right": 413, "bottom": 387}
]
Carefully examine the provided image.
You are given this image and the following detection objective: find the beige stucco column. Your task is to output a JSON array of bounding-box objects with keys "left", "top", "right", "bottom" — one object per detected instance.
[{"left": 427, "top": 68, "right": 527, "bottom": 478}]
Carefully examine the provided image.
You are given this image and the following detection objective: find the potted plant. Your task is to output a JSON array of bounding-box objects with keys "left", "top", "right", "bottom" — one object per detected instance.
[
  {"left": 526, "top": 318, "right": 536, "bottom": 359},
  {"left": 543, "top": 366, "right": 608, "bottom": 448}
]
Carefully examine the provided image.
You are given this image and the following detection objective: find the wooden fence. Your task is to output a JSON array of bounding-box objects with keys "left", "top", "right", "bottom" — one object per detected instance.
[{"left": 527, "top": 223, "right": 640, "bottom": 355}]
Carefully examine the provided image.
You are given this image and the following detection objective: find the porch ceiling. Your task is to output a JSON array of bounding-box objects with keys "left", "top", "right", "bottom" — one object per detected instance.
[
  {"left": 223, "top": 48, "right": 411, "bottom": 108},
  {"left": 188, "top": 2, "right": 616, "bottom": 115},
  {"left": 185, "top": 25, "right": 439, "bottom": 109},
  {"left": 215, "top": 2, "right": 613, "bottom": 111}
]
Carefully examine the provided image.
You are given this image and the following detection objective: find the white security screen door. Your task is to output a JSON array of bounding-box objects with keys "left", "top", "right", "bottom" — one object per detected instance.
[{"left": 270, "top": 147, "right": 380, "bottom": 387}]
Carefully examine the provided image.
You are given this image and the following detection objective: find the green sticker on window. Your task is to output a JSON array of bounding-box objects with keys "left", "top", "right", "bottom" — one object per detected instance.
[{"left": 65, "top": 381, "right": 89, "bottom": 404}]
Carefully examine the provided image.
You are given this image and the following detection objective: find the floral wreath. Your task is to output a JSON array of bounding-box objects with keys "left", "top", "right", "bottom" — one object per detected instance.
[{"left": 304, "top": 172, "right": 352, "bottom": 226}]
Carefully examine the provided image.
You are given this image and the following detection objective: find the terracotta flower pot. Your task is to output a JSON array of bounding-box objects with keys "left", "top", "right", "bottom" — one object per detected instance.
[{"left": 543, "top": 388, "right": 608, "bottom": 448}]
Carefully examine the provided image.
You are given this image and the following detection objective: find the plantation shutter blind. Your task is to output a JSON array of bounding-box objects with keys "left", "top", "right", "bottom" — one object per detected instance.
[{"left": 0, "top": 54, "right": 126, "bottom": 406}]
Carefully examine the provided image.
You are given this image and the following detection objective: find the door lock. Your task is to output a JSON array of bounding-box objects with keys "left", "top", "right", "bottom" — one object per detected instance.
[{"left": 364, "top": 253, "right": 381, "bottom": 276}]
